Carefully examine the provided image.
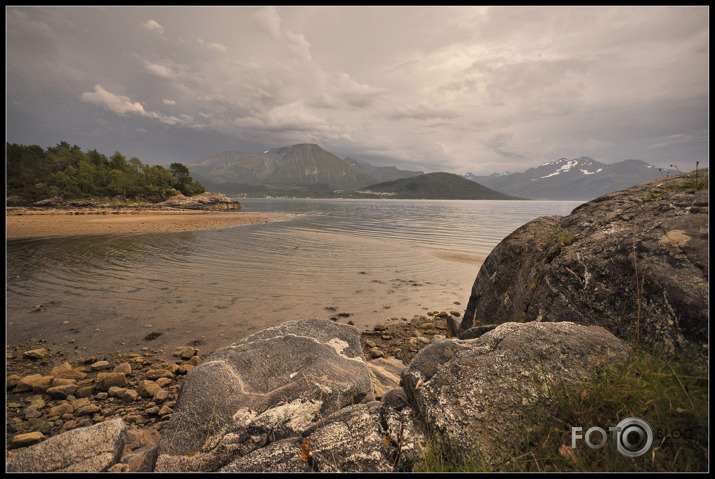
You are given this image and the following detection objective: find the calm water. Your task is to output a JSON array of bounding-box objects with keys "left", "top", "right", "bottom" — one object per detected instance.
[{"left": 6, "top": 198, "right": 582, "bottom": 356}]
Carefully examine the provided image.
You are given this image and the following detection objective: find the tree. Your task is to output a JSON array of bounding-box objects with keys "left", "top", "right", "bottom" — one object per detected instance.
[
  {"left": 6, "top": 142, "right": 204, "bottom": 202},
  {"left": 109, "top": 152, "right": 129, "bottom": 172},
  {"left": 108, "top": 169, "right": 132, "bottom": 197},
  {"left": 170, "top": 162, "right": 194, "bottom": 195}
]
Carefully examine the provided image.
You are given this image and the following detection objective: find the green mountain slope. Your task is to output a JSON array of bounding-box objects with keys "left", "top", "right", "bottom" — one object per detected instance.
[{"left": 361, "top": 172, "right": 523, "bottom": 200}]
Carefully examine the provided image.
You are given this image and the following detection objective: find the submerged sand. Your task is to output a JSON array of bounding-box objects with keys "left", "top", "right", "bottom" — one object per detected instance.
[{"left": 6, "top": 208, "right": 275, "bottom": 239}]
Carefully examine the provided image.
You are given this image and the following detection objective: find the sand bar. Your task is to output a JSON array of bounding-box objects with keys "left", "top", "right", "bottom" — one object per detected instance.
[{"left": 6, "top": 208, "right": 276, "bottom": 239}]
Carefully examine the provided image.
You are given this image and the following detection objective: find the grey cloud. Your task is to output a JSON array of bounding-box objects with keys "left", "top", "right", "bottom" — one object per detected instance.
[
  {"left": 5, "top": 6, "right": 709, "bottom": 175},
  {"left": 388, "top": 105, "right": 461, "bottom": 122},
  {"left": 142, "top": 19, "right": 164, "bottom": 35}
]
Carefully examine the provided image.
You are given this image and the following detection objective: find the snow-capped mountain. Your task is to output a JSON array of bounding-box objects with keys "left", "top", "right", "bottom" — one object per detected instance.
[{"left": 465, "top": 157, "right": 673, "bottom": 200}]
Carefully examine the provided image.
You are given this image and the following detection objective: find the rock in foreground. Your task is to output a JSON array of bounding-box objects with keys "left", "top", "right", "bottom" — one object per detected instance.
[
  {"left": 403, "top": 321, "right": 630, "bottom": 466},
  {"left": 6, "top": 418, "right": 127, "bottom": 472},
  {"left": 155, "top": 318, "right": 375, "bottom": 471},
  {"left": 460, "top": 171, "right": 708, "bottom": 358}
]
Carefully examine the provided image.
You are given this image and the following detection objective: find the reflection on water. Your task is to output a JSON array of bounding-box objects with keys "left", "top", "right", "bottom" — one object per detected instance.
[{"left": 6, "top": 199, "right": 582, "bottom": 356}]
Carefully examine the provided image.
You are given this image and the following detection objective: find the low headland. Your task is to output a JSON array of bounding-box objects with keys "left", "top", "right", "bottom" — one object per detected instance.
[
  {"left": 6, "top": 192, "right": 276, "bottom": 240},
  {"left": 5, "top": 168, "right": 709, "bottom": 472}
]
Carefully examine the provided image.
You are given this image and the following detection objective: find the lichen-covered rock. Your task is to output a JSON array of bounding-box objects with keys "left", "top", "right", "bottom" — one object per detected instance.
[
  {"left": 460, "top": 171, "right": 709, "bottom": 358},
  {"left": 403, "top": 321, "right": 630, "bottom": 466},
  {"left": 220, "top": 400, "right": 425, "bottom": 473},
  {"left": 155, "top": 318, "right": 374, "bottom": 471},
  {"left": 6, "top": 417, "right": 127, "bottom": 472}
]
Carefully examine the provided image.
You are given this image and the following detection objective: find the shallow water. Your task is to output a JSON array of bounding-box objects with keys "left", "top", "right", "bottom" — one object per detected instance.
[{"left": 6, "top": 198, "right": 582, "bottom": 356}]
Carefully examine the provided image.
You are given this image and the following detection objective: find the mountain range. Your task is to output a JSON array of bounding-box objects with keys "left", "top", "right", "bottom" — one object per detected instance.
[
  {"left": 186, "top": 144, "right": 677, "bottom": 201},
  {"left": 465, "top": 157, "right": 675, "bottom": 200}
]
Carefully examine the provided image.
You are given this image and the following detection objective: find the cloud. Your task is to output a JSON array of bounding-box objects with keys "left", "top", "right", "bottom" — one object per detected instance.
[
  {"left": 142, "top": 19, "right": 164, "bottom": 35},
  {"left": 334, "top": 73, "right": 386, "bottom": 108},
  {"left": 234, "top": 101, "right": 331, "bottom": 133},
  {"left": 81, "top": 84, "right": 194, "bottom": 127},
  {"left": 6, "top": 7, "right": 709, "bottom": 174},
  {"left": 253, "top": 7, "right": 282, "bottom": 38},
  {"left": 81, "top": 84, "right": 148, "bottom": 116},
  {"left": 143, "top": 60, "right": 176, "bottom": 78},
  {"left": 285, "top": 31, "right": 311, "bottom": 61},
  {"left": 388, "top": 105, "right": 460, "bottom": 122},
  {"left": 197, "top": 37, "right": 228, "bottom": 52}
]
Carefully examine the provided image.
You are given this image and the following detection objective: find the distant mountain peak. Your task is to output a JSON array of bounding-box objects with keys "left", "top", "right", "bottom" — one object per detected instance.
[{"left": 466, "top": 157, "right": 673, "bottom": 200}]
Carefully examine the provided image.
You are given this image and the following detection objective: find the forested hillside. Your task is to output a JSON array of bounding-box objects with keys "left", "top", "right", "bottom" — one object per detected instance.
[{"left": 6, "top": 142, "right": 205, "bottom": 202}]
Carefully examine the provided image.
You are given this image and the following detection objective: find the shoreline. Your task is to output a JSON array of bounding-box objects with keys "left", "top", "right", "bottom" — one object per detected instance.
[
  {"left": 6, "top": 207, "right": 277, "bottom": 240},
  {"left": 6, "top": 312, "right": 451, "bottom": 456}
]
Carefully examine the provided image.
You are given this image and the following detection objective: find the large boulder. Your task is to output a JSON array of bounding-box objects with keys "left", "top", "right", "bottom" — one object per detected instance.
[
  {"left": 402, "top": 321, "right": 630, "bottom": 466},
  {"left": 460, "top": 171, "right": 708, "bottom": 358},
  {"left": 6, "top": 418, "right": 127, "bottom": 472},
  {"left": 155, "top": 318, "right": 374, "bottom": 471}
]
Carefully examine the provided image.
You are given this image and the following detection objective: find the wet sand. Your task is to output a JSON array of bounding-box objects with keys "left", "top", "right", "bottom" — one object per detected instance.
[{"left": 6, "top": 208, "right": 275, "bottom": 240}]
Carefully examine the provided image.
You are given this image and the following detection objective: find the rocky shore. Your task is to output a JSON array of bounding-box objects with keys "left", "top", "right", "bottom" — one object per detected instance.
[
  {"left": 5, "top": 312, "right": 453, "bottom": 469},
  {"left": 6, "top": 170, "right": 708, "bottom": 472},
  {"left": 7, "top": 191, "right": 244, "bottom": 212},
  {"left": 6, "top": 192, "right": 278, "bottom": 240}
]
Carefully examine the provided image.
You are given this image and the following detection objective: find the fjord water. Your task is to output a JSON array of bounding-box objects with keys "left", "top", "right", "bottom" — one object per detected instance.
[{"left": 6, "top": 198, "right": 582, "bottom": 356}]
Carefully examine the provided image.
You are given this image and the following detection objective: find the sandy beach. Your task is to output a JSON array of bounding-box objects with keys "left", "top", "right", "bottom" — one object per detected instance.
[{"left": 6, "top": 208, "right": 275, "bottom": 240}]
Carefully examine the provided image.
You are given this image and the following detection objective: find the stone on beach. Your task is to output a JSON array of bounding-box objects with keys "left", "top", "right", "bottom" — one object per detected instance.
[
  {"left": 6, "top": 418, "right": 127, "bottom": 472},
  {"left": 23, "top": 348, "right": 48, "bottom": 360},
  {"left": 155, "top": 318, "right": 374, "bottom": 471}
]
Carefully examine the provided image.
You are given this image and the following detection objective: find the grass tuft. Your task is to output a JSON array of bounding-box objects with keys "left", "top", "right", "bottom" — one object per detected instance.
[{"left": 415, "top": 345, "right": 708, "bottom": 472}]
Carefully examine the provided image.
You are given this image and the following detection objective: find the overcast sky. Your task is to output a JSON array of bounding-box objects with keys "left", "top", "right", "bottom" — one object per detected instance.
[{"left": 6, "top": 6, "right": 709, "bottom": 175}]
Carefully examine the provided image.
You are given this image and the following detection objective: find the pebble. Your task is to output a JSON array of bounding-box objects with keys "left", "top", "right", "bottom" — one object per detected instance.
[
  {"left": 113, "top": 362, "right": 132, "bottom": 374},
  {"left": 49, "top": 403, "right": 74, "bottom": 417},
  {"left": 46, "top": 384, "right": 77, "bottom": 399},
  {"left": 146, "top": 369, "right": 173, "bottom": 380},
  {"left": 7, "top": 375, "right": 21, "bottom": 389},
  {"left": 155, "top": 378, "right": 172, "bottom": 388},
  {"left": 95, "top": 372, "right": 127, "bottom": 390},
  {"left": 11, "top": 431, "right": 46, "bottom": 449},
  {"left": 24, "top": 408, "right": 42, "bottom": 419},
  {"left": 75, "top": 386, "right": 95, "bottom": 398},
  {"left": 158, "top": 405, "right": 173, "bottom": 416},
  {"left": 90, "top": 360, "right": 111, "bottom": 371},
  {"left": 368, "top": 347, "right": 385, "bottom": 359},
  {"left": 173, "top": 346, "right": 199, "bottom": 359}
]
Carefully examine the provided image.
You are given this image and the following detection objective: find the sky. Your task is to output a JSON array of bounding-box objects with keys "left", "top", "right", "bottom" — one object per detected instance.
[{"left": 5, "top": 6, "right": 709, "bottom": 175}]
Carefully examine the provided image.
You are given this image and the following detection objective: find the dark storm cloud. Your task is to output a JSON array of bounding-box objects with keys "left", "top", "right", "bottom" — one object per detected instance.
[{"left": 6, "top": 6, "right": 709, "bottom": 174}]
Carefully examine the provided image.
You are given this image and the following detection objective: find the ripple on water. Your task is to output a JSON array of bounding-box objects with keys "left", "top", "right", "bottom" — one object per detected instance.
[{"left": 6, "top": 199, "right": 582, "bottom": 354}]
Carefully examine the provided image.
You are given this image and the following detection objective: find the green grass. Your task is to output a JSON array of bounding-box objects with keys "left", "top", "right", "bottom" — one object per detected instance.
[
  {"left": 414, "top": 345, "right": 708, "bottom": 472},
  {"left": 671, "top": 163, "right": 708, "bottom": 191}
]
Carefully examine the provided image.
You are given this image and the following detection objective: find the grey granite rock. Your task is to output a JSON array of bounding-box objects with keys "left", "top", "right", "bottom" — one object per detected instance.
[
  {"left": 403, "top": 321, "right": 630, "bottom": 466},
  {"left": 155, "top": 318, "right": 374, "bottom": 471},
  {"left": 6, "top": 417, "right": 127, "bottom": 472},
  {"left": 461, "top": 172, "right": 709, "bottom": 358}
]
